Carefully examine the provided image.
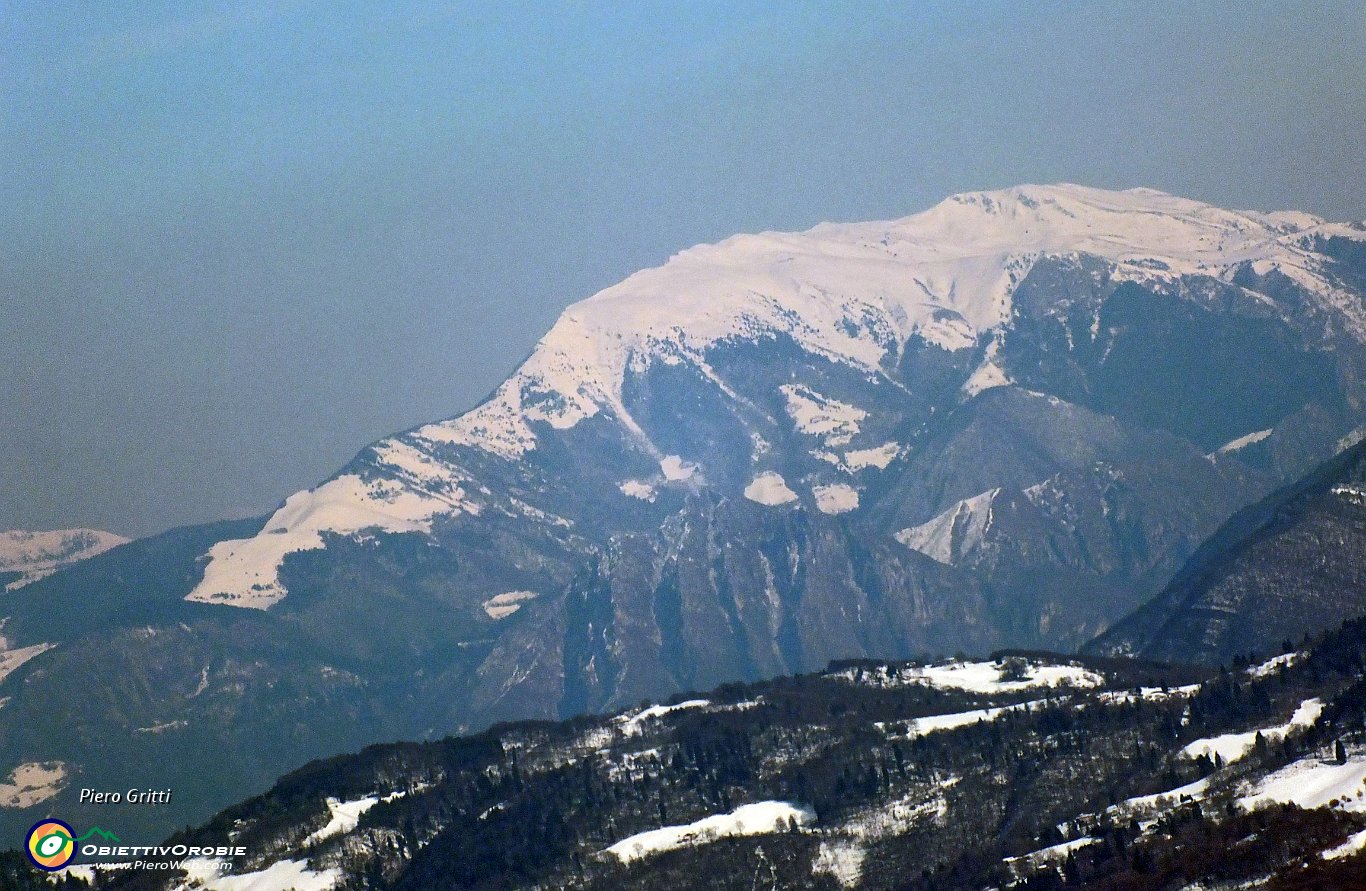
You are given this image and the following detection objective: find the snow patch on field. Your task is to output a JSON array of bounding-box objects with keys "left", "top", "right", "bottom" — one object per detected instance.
[
  {"left": 177, "top": 857, "right": 340, "bottom": 891},
  {"left": 619, "top": 480, "right": 656, "bottom": 501},
  {"left": 1097, "top": 684, "right": 1203, "bottom": 705},
  {"left": 963, "top": 339, "right": 1012, "bottom": 397},
  {"left": 1211, "top": 427, "right": 1272, "bottom": 457},
  {"left": 1239, "top": 754, "right": 1366, "bottom": 813},
  {"left": 604, "top": 801, "right": 814, "bottom": 863},
  {"left": 0, "top": 761, "right": 66, "bottom": 808},
  {"left": 1181, "top": 698, "right": 1322, "bottom": 764},
  {"left": 896, "top": 488, "right": 999, "bottom": 565},
  {"left": 1322, "top": 827, "right": 1366, "bottom": 860},
  {"left": 744, "top": 472, "right": 797, "bottom": 506},
  {"left": 914, "top": 313, "right": 977, "bottom": 351},
  {"left": 878, "top": 701, "right": 1045, "bottom": 740},
  {"left": 303, "top": 796, "right": 380, "bottom": 846},
  {"left": 0, "top": 529, "right": 128, "bottom": 591},
  {"left": 963, "top": 358, "right": 1011, "bottom": 397},
  {"left": 1115, "top": 776, "right": 1212, "bottom": 815},
  {"left": 482, "top": 591, "right": 538, "bottom": 619},
  {"left": 659, "top": 455, "right": 697, "bottom": 481},
  {"left": 615, "top": 699, "right": 711, "bottom": 736},
  {"left": 813, "top": 483, "right": 859, "bottom": 514},
  {"left": 0, "top": 639, "right": 55, "bottom": 685},
  {"left": 837, "top": 781, "right": 956, "bottom": 843},
  {"left": 370, "top": 440, "right": 463, "bottom": 488},
  {"left": 1006, "top": 836, "right": 1101, "bottom": 871},
  {"left": 780, "top": 385, "right": 865, "bottom": 447},
  {"left": 813, "top": 840, "right": 866, "bottom": 887},
  {"left": 1247, "top": 652, "right": 1303, "bottom": 678},
  {"left": 843, "top": 442, "right": 900, "bottom": 471},
  {"left": 835, "top": 659, "right": 1103, "bottom": 693}
]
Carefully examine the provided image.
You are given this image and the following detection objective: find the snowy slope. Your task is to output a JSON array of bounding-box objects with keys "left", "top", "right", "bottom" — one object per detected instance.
[
  {"left": 0, "top": 528, "right": 128, "bottom": 591},
  {"left": 1182, "top": 697, "right": 1323, "bottom": 763},
  {"left": 896, "top": 488, "right": 1000, "bottom": 565}
]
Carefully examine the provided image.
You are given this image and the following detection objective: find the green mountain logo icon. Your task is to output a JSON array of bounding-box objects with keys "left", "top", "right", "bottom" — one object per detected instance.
[{"left": 75, "top": 827, "right": 120, "bottom": 843}]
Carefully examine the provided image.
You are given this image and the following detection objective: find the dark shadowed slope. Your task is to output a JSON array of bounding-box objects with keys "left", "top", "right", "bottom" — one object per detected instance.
[{"left": 1087, "top": 437, "right": 1366, "bottom": 665}]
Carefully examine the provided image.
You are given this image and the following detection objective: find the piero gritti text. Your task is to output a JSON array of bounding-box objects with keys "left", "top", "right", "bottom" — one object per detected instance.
[{"left": 78, "top": 788, "right": 173, "bottom": 806}]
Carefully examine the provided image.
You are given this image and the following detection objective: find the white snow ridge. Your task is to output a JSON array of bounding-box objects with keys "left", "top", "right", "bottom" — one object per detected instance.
[
  {"left": 835, "top": 658, "right": 1104, "bottom": 693},
  {"left": 615, "top": 699, "right": 711, "bottom": 736},
  {"left": 1181, "top": 698, "right": 1323, "bottom": 764}
]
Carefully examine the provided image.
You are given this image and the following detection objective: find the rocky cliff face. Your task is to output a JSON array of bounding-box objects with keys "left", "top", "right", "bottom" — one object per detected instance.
[{"left": 3, "top": 184, "right": 1365, "bottom": 841}]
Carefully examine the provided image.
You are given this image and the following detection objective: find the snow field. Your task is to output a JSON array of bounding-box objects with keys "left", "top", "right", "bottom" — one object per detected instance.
[{"left": 603, "top": 801, "right": 814, "bottom": 863}]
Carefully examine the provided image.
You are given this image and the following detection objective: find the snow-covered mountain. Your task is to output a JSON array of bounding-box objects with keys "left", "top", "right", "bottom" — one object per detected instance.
[
  {"left": 187, "top": 184, "right": 1366, "bottom": 611},
  {"left": 0, "top": 528, "right": 127, "bottom": 591},
  {"left": 3, "top": 184, "right": 1366, "bottom": 844}
]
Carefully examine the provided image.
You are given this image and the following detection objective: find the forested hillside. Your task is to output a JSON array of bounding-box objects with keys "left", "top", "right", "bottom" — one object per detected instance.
[{"left": 55, "top": 618, "right": 1366, "bottom": 891}]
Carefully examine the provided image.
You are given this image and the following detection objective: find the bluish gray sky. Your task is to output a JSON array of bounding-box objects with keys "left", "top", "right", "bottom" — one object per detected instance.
[{"left": 3, "top": 1, "right": 1365, "bottom": 537}]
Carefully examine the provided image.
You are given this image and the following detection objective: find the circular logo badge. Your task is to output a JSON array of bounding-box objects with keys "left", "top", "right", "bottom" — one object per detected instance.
[{"left": 25, "top": 819, "right": 76, "bottom": 871}]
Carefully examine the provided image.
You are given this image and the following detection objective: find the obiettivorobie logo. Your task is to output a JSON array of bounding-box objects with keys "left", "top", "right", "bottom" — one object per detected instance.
[
  {"left": 24, "top": 819, "right": 244, "bottom": 872},
  {"left": 25, "top": 821, "right": 115, "bottom": 871}
]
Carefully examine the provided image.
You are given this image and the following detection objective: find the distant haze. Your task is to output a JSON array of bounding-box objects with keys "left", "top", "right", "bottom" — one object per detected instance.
[{"left": 3, "top": 1, "right": 1365, "bottom": 537}]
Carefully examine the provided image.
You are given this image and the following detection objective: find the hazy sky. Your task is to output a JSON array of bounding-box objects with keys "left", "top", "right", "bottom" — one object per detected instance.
[{"left": 4, "top": 1, "right": 1365, "bottom": 537}]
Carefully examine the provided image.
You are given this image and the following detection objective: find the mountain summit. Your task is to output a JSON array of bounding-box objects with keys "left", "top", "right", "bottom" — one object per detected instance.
[{"left": 3, "top": 185, "right": 1365, "bottom": 840}]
